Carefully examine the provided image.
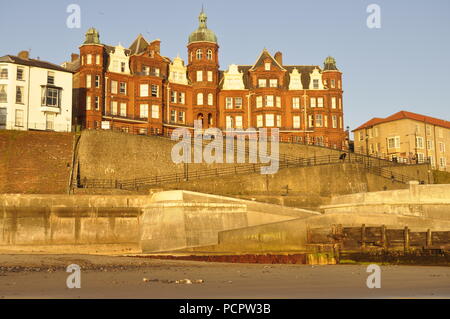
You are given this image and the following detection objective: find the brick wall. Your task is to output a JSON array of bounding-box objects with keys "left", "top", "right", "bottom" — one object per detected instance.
[{"left": 0, "top": 130, "right": 74, "bottom": 194}]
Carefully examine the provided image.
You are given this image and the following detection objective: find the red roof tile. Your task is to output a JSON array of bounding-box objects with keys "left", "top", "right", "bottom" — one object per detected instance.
[{"left": 353, "top": 110, "right": 450, "bottom": 131}]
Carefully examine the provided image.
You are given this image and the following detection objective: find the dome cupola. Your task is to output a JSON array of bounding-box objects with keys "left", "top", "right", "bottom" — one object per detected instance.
[
  {"left": 84, "top": 27, "right": 100, "bottom": 45},
  {"left": 323, "top": 56, "right": 338, "bottom": 71},
  {"left": 188, "top": 9, "right": 218, "bottom": 44}
]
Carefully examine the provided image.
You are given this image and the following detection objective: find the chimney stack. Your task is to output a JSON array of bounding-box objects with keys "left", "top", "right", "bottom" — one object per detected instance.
[
  {"left": 18, "top": 50, "right": 29, "bottom": 60},
  {"left": 274, "top": 51, "right": 283, "bottom": 66},
  {"left": 71, "top": 53, "right": 80, "bottom": 62}
]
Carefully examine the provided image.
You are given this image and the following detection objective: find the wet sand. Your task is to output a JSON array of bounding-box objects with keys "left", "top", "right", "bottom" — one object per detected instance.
[{"left": 0, "top": 254, "right": 449, "bottom": 299}]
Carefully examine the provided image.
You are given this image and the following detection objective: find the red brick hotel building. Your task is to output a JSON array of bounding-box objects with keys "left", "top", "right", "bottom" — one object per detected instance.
[{"left": 67, "top": 10, "right": 346, "bottom": 149}]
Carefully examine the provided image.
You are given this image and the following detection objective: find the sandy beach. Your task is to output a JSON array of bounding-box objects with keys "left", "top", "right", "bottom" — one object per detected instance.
[{"left": 0, "top": 254, "right": 449, "bottom": 299}]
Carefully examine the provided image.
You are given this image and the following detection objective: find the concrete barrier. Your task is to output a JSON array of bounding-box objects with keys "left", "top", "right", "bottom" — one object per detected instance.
[
  {"left": 0, "top": 191, "right": 321, "bottom": 253},
  {"left": 140, "top": 202, "right": 248, "bottom": 252},
  {"left": 204, "top": 212, "right": 450, "bottom": 253},
  {"left": 321, "top": 183, "right": 450, "bottom": 220}
]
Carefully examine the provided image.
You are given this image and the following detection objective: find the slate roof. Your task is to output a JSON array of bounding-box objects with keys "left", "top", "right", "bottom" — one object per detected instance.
[
  {"left": 353, "top": 111, "right": 450, "bottom": 131},
  {"left": 219, "top": 64, "right": 321, "bottom": 90},
  {"left": 250, "top": 49, "right": 286, "bottom": 71},
  {"left": 128, "top": 34, "right": 149, "bottom": 55},
  {"left": 0, "top": 55, "right": 72, "bottom": 73}
]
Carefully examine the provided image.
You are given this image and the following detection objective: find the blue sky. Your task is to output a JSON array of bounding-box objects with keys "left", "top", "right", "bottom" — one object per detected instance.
[{"left": 1, "top": 0, "right": 449, "bottom": 132}]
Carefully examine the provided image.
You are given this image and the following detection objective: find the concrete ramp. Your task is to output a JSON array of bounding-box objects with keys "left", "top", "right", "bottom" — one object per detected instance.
[
  {"left": 140, "top": 190, "right": 320, "bottom": 253},
  {"left": 151, "top": 190, "right": 320, "bottom": 226}
]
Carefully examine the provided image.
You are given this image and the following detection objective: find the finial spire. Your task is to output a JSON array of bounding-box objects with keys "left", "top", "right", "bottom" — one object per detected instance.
[{"left": 198, "top": 6, "right": 207, "bottom": 28}]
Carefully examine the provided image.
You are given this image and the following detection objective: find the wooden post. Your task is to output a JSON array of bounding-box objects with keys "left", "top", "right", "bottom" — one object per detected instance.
[
  {"left": 381, "top": 225, "right": 387, "bottom": 249},
  {"left": 361, "top": 224, "right": 366, "bottom": 251},
  {"left": 404, "top": 226, "right": 410, "bottom": 253},
  {"left": 426, "top": 229, "right": 432, "bottom": 248}
]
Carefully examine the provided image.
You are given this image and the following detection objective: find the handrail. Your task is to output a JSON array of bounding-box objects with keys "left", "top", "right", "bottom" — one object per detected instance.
[{"left": 79, "top": 153, "right": 421, "bottom": 190}]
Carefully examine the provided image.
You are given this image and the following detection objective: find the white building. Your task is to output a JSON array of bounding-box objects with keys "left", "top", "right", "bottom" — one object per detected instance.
[{"left": 0, "top": 51, "right": 73, "bottom": 132}]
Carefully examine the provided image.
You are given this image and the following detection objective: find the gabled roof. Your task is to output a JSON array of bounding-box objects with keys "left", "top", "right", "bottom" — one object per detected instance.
[
  {"left": 353, "top": 111, "right": 450, "bottom": 131},
  {"left": 129, "top": 34, "right": 149, "bottom": 55},
  {"left": 0, "top": 55, "right": 72, "bottom": 73},
  {"left": 218, "top": 64, "right": 321, "bottom": 90},
  {"left": 284, "top": 65, "right": 321, "bottom": 90},
  {"left": 249, "top": 49, "right": 286, "bottom": 71}
]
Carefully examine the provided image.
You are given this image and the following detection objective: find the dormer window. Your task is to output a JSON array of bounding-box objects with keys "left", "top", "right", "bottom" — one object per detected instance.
[
  {"left": 269, "top": 79, "right": 278, "bottom": 88},
  {"left": 265, "top": 62, "right": 271, "bottom": 71},
  {"left": 313, "top": 79, "right": 319, "bottom": 89},
  {"left": 120, "top": 62, "right": 126, "bottom": 73},
  {"left": 142, "top": 66, "right": 150, "bottom": 75},
  {"left": 258, "top": 79, "right": 267, "bottom": 88}
]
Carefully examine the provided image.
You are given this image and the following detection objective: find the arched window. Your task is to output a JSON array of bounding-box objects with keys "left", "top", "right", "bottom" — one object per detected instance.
[
  {"left": 190, "top": 52, "right": 193, "bottom": 62},
  {"left": 197, "top": 93, "right": 203, "bottom": 105},
  {"left": 196, "top": 49, "right": 202, "bottom": 60},
  {"left": 207, "top": 93, "right": 213, "bottom": 106},
  {"left": 207, "top": 49, "right": 213, "bottom": 60}
]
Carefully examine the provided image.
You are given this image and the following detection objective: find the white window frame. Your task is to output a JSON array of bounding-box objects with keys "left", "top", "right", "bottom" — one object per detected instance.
[
  {"left": 331, "top": 97, "right": 337, "bottom": 109},
  {"left": 197, "top": 70, "right": 203, "bottom": 82},
  {"left": 235, "top": 97, "right": 243, "bottom": 109},
  {"left": 86, "top": 75, "right": 92, "bottom": 88},
  {"left": 111, "top": 101, "right": 118, "bottom": 115},
  {"left": 269, "top": 79, "right": 278, "bottom": 88},
  {"left": 266, "top": 95, "right": 274, "bottom": 107},
  {"left": 235, "top": 116, "right": 243, "bottom": 129},
  {"left": 293, "top": 115, "right": 301, "bottom": 129},
  {"left": 207, "top": 93, "right": 213, "bottom": 106},
  {"left": 86, "top": 95, "right": 91, "bottom": 110},
  {"left": 256, "top": 96, "right": 263, "bottom": 108},
  {"left": 416, "top": 136, "right": 424, "bottom": 149},
  {"left": 111, "top": 80, "right": 118, "bottom": 94},
  {"left": 140, "top": 104, "right": 149, "bottom": 119},
  {"left": 120, "top": 103, "right": 127, "bottom": 117},
  {"left": 265, "top": 114, "right": 274, "bottom": 127},
  {"left": 226, "top": 97, "right": 233, "bottom": 109},
  {"left": 258, "top": 79, "right": 266, "bottom": 88},
  {"left": 276, "top": 96, "right": 281, "bottom": 108},
  {"left": 151, "top": 84, "right": 159, "bottom": 97},
  {"left": 318, "top": 97, "right": 324, "bottom": 108},
  {"left": 388, "top": 136, "right": 400, "bottom": 149},
  {"left": 151, "top": 105, "right": 159, "bottom": 119},
  {"left": 292, "top": 97, "right": 300, "bottom": 109},
  {"left": 257, "top": 114, "right": 263, "bottom": 127},
  {"left": 197, "top": 93, "right": 203, "bottom": 105}
]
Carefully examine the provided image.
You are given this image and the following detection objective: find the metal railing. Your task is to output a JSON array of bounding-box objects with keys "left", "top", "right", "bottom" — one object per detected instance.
[{"left": 78, "top": 153, "right": 419, "bottom": 191}]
